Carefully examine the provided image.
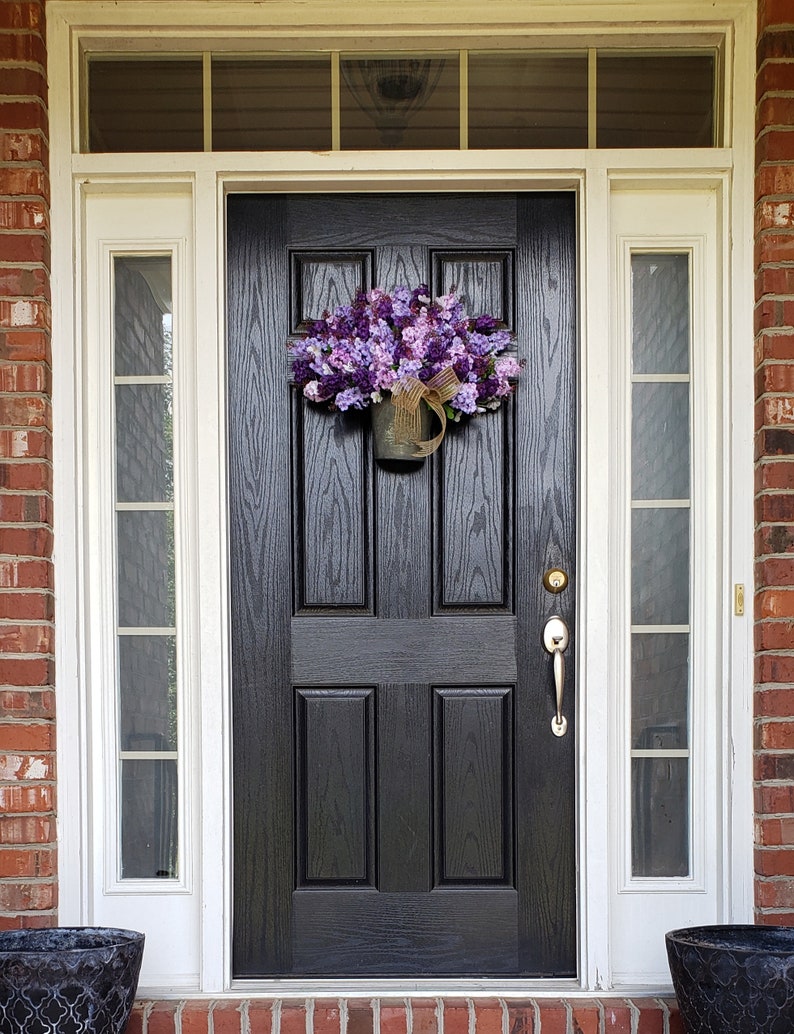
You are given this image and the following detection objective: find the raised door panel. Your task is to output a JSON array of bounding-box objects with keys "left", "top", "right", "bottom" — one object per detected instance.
[
  {"left": 435, "top": 687, "right": 513, "bottom": 884},
  {"left": 296, "top": 688, "right": 375, "bottom": 885}
]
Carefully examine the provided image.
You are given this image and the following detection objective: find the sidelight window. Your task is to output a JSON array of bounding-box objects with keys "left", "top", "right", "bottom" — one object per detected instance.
[
  {"left": 113, "top": 255, "right": 179, "bottom": 881},
  {"left": 629, "top": 253, "right": 692, "bottom": 879}
]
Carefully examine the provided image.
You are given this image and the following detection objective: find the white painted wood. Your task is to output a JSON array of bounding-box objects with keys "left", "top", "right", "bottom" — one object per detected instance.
[
  {"left": 632, "top": 374, "right": 691, "bottom": 383},
  {"left": 117, "top": 628, "right": 178, "bottom": 635},
  {"left": 48, "top": 0, "right": 757, "bottom": 998},
  {"left": 609, "top": 190, "right": 724, "bottom": 983},
  {"left": 114, "top": 375, "right": 172, "bottom": 384},
  {"left": 46, "top": 0, "right": 755, "bottom": 37},
  {"left": 194, "top": 167, "right": 230, "bottom": 994},
  {"left": 120, "top": 752, "right": 179, "bottom": 761},
  {"left": 69, "top": 149, "right": 732, "bottom": 180},
  {"left": 579, "top": 165, "right": 614, "bottom": 992},
  {"left": 724, "top": 0, "right": 756, "bottom": 932},
  {"left": 631, "top": 750, "right": 690, "bottom": 758},
  {"left": 50, "top": 3, "right": 88, "bottom": 930},
  {"left": 82, "top": 195, "right": 201, "bottom": 987},
  {"left": 115, "top": 501, "right": 175, "bottom": 511}
]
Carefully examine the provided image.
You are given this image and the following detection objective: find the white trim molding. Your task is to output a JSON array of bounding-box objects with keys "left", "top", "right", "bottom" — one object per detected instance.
[{"left": 49, "top": 0, "right": 756, "bottom": 996}]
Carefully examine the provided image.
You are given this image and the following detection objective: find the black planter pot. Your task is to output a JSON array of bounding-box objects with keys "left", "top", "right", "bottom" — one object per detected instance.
[
  {"left": 0, "top": 926, "right": 144, "bottom": 1034},
  {"left": 666, "top": 925, "right": 794, "bottom": 1034}
]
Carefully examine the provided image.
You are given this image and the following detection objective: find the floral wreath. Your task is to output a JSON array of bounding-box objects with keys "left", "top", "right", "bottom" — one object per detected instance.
[{"left": 289, "top": 284, "right": 521, "bottom": 455}]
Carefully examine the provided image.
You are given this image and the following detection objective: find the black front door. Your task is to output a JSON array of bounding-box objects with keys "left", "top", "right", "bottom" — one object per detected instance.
[{"left": 227, "top": 192, "right": 576, "bottom": 978}]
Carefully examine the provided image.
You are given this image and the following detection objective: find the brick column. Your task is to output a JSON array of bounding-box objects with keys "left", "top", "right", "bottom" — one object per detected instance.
[
  {"left": 0, "top": 0, "right": 56, "bottom": 928},
  {"left": 754, "top": 0, "right": 794, "bottom": 925}
]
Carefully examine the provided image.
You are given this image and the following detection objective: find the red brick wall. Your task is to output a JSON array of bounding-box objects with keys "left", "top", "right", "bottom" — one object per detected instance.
[
  {"left": 0, "top": 0, "right": 56, "bottom": 929},
  {"left": 755, "top": 0, "right": 794, "bottom": 924},
  {"left": 0, "top": 0, "right": 791, "bottom": 991}
]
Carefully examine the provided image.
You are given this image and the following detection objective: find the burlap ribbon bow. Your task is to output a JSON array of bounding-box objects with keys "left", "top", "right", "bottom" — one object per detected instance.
[{"left": 391, "top": 367, "right": 461, "bottom": 458}]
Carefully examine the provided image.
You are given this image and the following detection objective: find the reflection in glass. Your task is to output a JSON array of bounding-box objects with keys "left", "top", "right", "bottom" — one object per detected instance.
[
  {"left": 632, "top": 757, "right": 689, "bottom": 877},
  {"left": 116, "top": 510, "right": 175, "bottom": 629},
  {"left": 116, "top": 384, "right": 173, "bottom": 503},
  {"left": 632, "top": 383, "right": 690, "bottom": 500},
  {"left": 119, "top": 636, "right": 177, "bottom": 752},
  {"left": 114, "top": 252, "right": 178, "bottom": 882},
  {"left": 598, "top": 53, "right": 715, "bottom": 148},
  {"left": 114, "top": 257, "right": 173, "bottom": 377},
  {"left": 121, "top": 759, "right": 178, "bottom": 878},
  {"left": 341, "top": 55, "right": 458, "bottom": 149},
  {"left": 632, "top": 633, "right": 689, "bottom": 749},
  {"left": 629, "top": 244, "right": 692, "bottom": 881},
  {"left": 212, "top": 57, "right": 332, "bottom": 151},
  {"left": 85, "top": 49, "right": 720, "bottom": 154},
  {"left": 632, "top": 254, "right": 690, "bottom": 375},
  {"left": 87, "top": 59, "right": 203, "bottom": 152},
  {"left": 468, "top": 52, "right": 588, "bottom": 149},
  {"left": 631, "top": 508, "right": 689, "bottom": 626}
]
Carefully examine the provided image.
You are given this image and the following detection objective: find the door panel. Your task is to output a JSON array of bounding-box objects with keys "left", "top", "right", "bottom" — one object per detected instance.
[
  {"left": 436, "top": 687, "right": 512, "bottom": 883},
  {"left": 227, "top": 193, "right": 576, "bottom": 978}
]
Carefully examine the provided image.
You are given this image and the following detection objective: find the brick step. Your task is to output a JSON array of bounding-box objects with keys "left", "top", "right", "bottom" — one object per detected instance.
[{"left": 127, "top": 997, "right": 682, "bottom": 1034}]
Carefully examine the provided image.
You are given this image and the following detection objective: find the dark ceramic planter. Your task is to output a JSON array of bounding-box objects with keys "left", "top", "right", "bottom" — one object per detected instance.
[
  {"left": 666, "top": 925, "right": 794, "bottom": 1034},
  {"left": 0, "top": 926, "right": 144, "bottom": 1034}
]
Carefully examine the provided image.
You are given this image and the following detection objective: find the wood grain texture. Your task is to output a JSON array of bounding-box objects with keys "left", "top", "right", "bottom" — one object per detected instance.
[
  {"left": 229, "top": 193, "right": 577, "bottom": 978},
  {"left": 291, "top": 889, "right": 518, "bottom": 974},
  {"left": 374, "top": 450, "right": 431, "bottom": 619},
  {"left": 375, "top": 244, "right": 427, "bottom": 299},
  {"left": 295, "top": 403, "right": 371, "bottom": 610},
  {"left": 513, "top": 194, "right": 577, "bottom": 976},
  {"left": 282, "top": 194, "right": 517, "bottom": 248},
  {"left": 292, "top": 616, "right": 517, "bottom": 683},
  {"left": 436, "top": 688, "right": 511, "bottom": 883},
  {"left": 377, "top": 683, "right": 431, "bottom": 892},
  {"left": 432, "top": 250, "right": 514, "bottom": 328},
  {"left": 297, "top": 689, "right": 374, "bottom": 885},
  {"left": 228, "top": 196, "right": 294, "bottom": 976},
  {"left": 292, "top": 251, "right": 373, "bottom": 329},
  {"left": 437, "top": 411, "right": 509, "bottom": 608}
]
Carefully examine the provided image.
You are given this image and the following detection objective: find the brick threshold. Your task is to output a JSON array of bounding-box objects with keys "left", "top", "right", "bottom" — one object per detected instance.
[{"left": 127, "top": 996, "right": 683, "bottom": 1034}]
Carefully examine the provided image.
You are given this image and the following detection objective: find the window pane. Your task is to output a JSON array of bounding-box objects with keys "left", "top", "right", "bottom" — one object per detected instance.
[
  {"left": 632, "top": 757, "right": 688, "bottom": 877},
  {"left": 114, "top": 257, "right": 173, "bottom": 377},
  {"left": 87, "top": 59, "right": 203, "bottom": 152},
  {"left": 116, "top": 510, "right": 175, "bottom": 628},
  {"left": 341, "top": 55, "right": 458, "bottom": 149},
  {"left": 632, "top": 254, "right": 690, "bottom": 375},
  {"left": 119, "top": 636, "right": 177, "bottom": 752},
  {"left": 631, "top": 508, "right": 689, "bottom": 626},
  {"left": 468, "top": 52, "right": 587, "bottom": 149},
  {"left": 631, "top": 383, "right": 690, "bottom": 500},
  {"left": 116, "top": 384, "right": 173, "bottom": 503},
  {"left": 632, "top": 633, "right": 689, "bottom": 749},
  {"left": 121, "top": 759, "right": 178, "bottom": 878},
  {"left": 597, "top": 53, "right": 715, "bottom": 148},
  {"left": 212, "top": 57, "right": 332, "bottom": 151},
  {"left": 113, "top": 251, "right": 179, "bottom": 882}
]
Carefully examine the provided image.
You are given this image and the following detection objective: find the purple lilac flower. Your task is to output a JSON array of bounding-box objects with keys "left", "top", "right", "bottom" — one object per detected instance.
[
  {"left": 452, "top": 382, "right": 480, "bottom": 414},
  {"left": 335, "top": 387, "right": 367, "bottom": 411},
  {"left": 288, "top": 285, "right": 521, "bottom": 416}
]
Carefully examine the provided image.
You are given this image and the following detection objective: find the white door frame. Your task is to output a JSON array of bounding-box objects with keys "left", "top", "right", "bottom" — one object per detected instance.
[{"left": 47, "top": 0, "right": 757, "bottom": 995}]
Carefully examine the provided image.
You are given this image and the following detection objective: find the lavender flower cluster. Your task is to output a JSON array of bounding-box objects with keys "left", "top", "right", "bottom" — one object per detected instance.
[{"left": 289, "top": 285, "right": 521, "bottom": 416}]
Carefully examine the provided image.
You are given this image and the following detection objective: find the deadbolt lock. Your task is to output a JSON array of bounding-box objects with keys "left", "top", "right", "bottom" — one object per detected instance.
[{"left": 543, "top": 568, "right": 569, "bottom": 594}]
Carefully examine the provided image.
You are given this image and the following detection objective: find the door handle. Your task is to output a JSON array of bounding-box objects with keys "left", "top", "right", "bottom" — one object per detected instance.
[{"left": 543, "top": 616, "right": 569, "bottom": 737}]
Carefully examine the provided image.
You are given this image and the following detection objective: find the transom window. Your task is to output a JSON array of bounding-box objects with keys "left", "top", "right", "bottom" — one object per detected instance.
[{"left": 84, "top": 48, "right": 718, "bottom": 153}]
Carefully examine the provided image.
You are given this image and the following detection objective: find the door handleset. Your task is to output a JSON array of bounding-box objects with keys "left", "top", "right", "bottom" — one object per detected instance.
[{"left": 543, "top": 616, "right": 569, "bottom": 737}]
